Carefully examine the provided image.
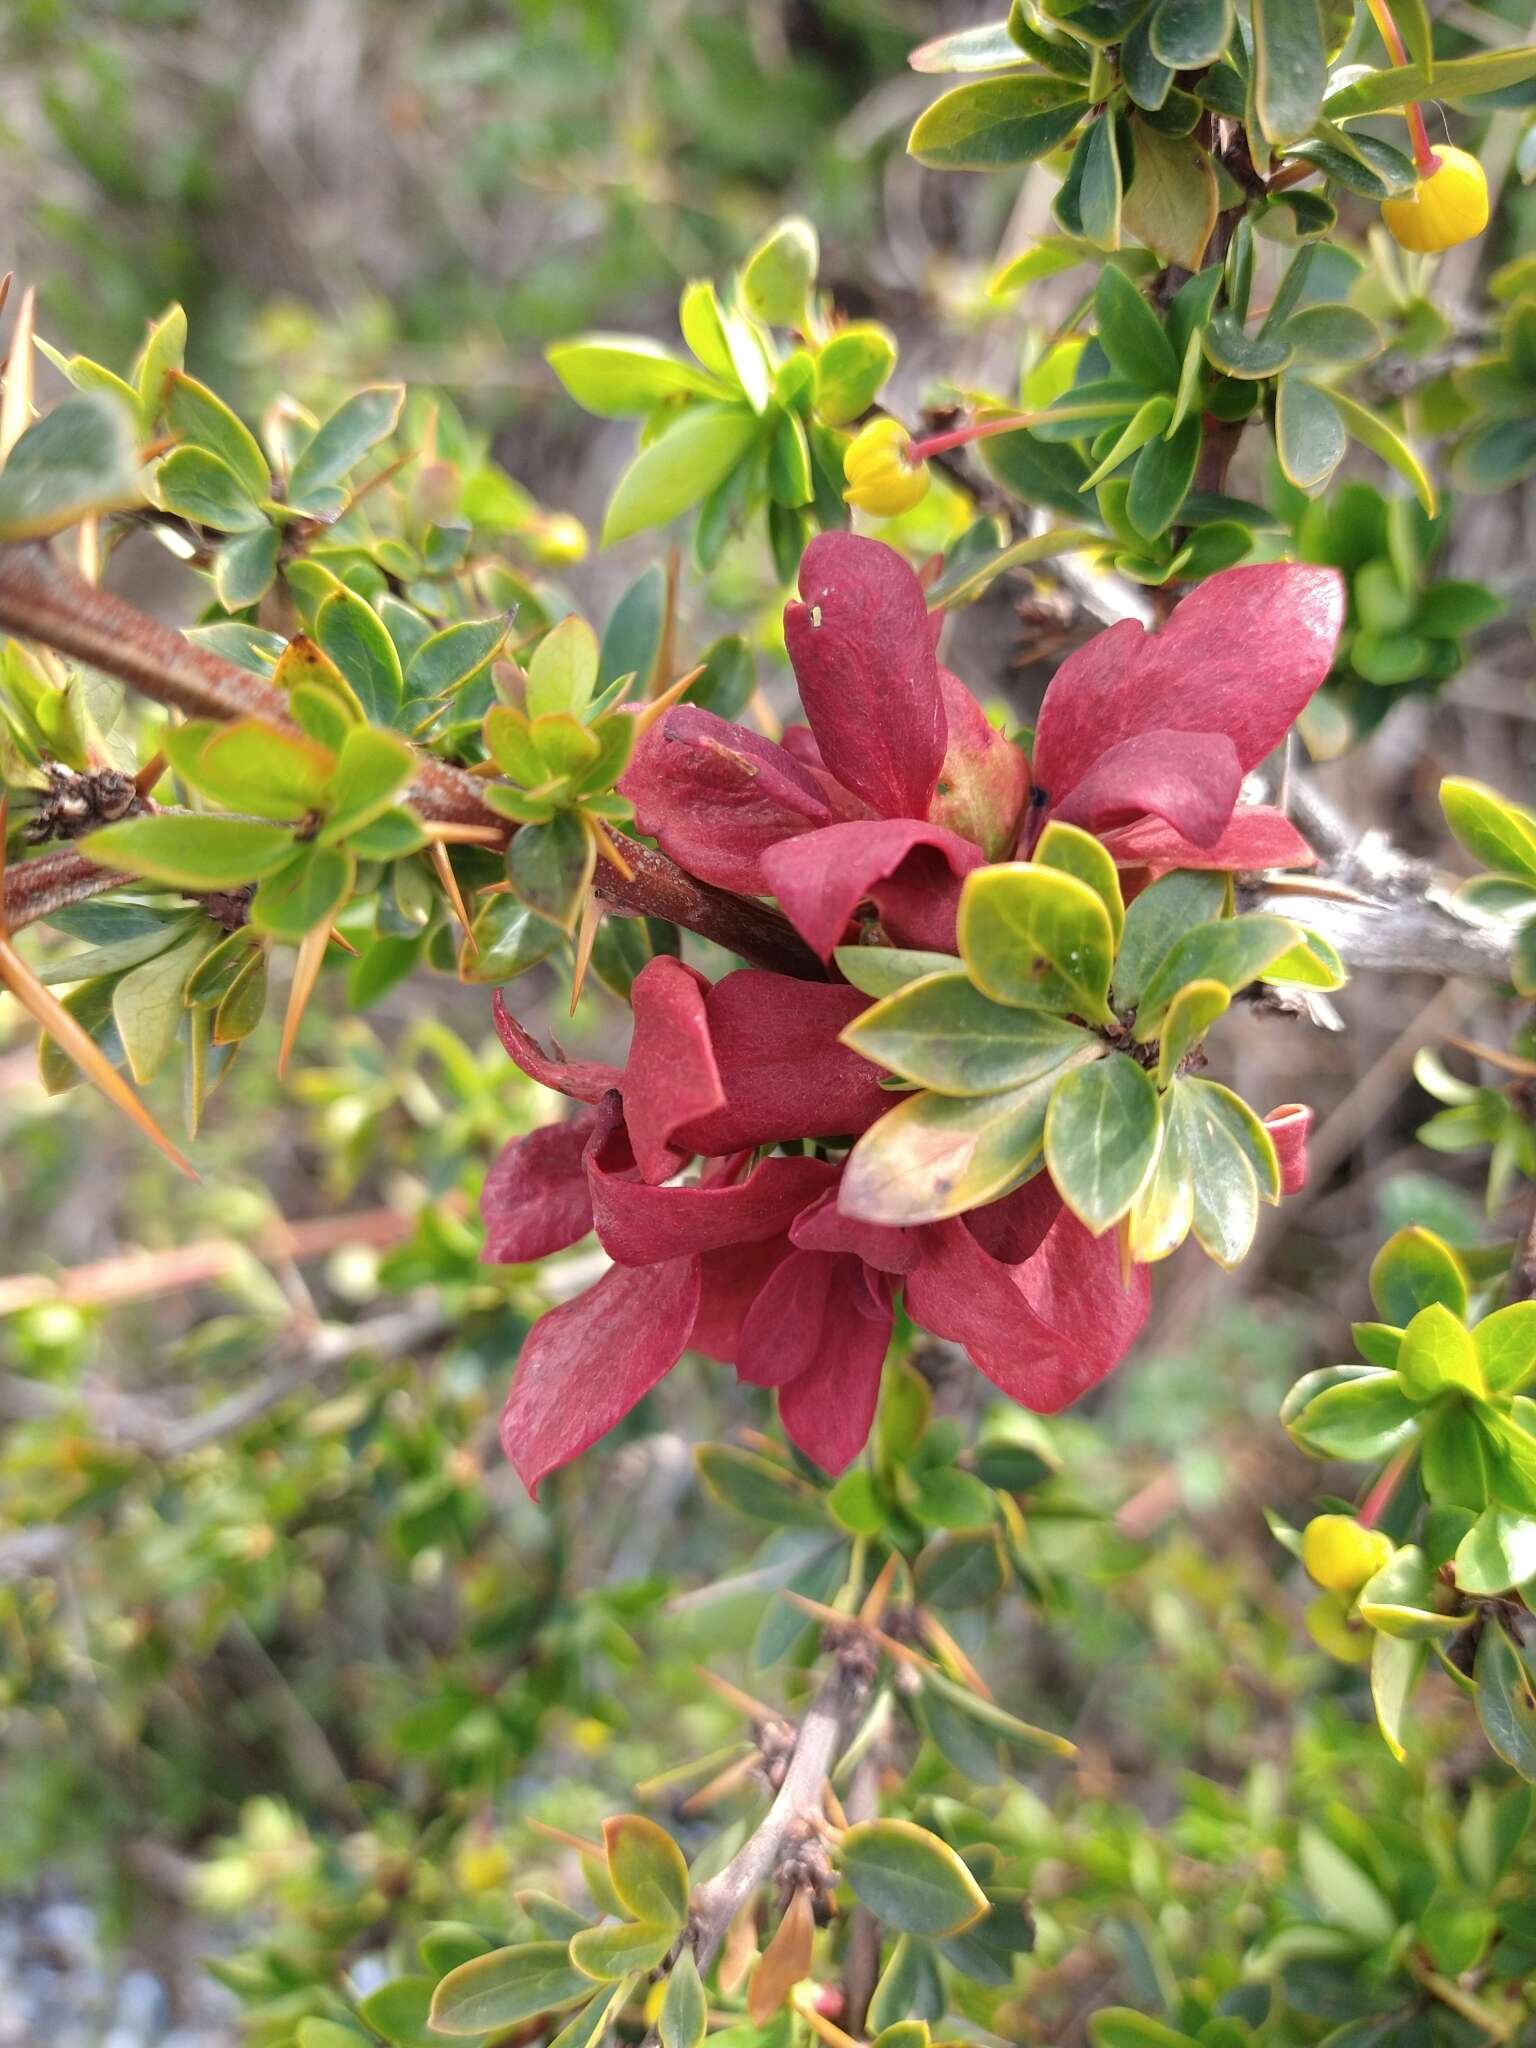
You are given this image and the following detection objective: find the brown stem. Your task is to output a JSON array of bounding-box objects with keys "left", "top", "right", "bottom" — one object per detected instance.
[
  {"left": 686, "top": 1651, "right": 871, "bottom": 1973},
  {"left": 0, "top": 542, "right": 827, "bottom": 976}
]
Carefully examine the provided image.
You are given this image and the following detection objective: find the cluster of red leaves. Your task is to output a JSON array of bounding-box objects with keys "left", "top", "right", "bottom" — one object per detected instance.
[{"left": 485, "top": 536, "right": 1344, "bottom": 1496}]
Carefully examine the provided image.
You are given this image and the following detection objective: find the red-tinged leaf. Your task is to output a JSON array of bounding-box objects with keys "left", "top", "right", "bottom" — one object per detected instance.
[
  {"left": 784, "top": 532, "right": 947, "bottom": 821},
  {"left": 587, "top": 1117, "right": 838, "bottom": 1266},
  {"left": 500, "top": 1256, "right": 701, "bottom": 1494},
  {"left": 689, "top": 1237, "right": 799, "bottom": 1361},
  {"left": 1264, "top": 1102, "right": 1312, "bottom": 1195},
  {"left": 625, "top": 956, "right": 724, "bottom": 1184},
  {"left": 736, "top": 1253, "right": 893, "bottom": 1471},
  {"left": 907, "top": 1206, "right": 1149, "bottom": 1413},
  {"left": 748, "top": 1888, "right": 816, "bottom": 2028},
  {"left": 927, "top": 671, "right": 1030, "bottom": 858},
  {"left": 761, "top": 818, "right": 985, "bottom": 961},
  {"left": 1099, "top": 804, "right": 1317, "bottom": 879},
  {"left": 791, "top": 1184, "right": 919, "bottom": 1274},
  {"left": 482, "top": 1113, "right": 598, "bottom": 1263},
  {"left": 674, "top": 970, "right": 891, "bottom": 1152},
  {"left": 962, "top": 1175, "right": 1062, "bottom": 1264},
  {"left": 1047, "top": 728, "right": 1241, "bottom": 850},
  {"left": 1030, "top": 563, "right": 1344, "bottom": 810},
  {"left": 619, "top": 703, "right": 853, "bottom": 894},
  {"left": 493, "top": 990, "right": 623, "bottom": 1104}
]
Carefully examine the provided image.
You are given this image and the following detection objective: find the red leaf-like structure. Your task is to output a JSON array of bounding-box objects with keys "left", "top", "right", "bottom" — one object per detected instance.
[
  {"left": 762, "top": 818, "right": 984, "bottom": 960},
  {"left": 624, "top": 957, "right": 723, "bottom": 1184},
  {"left": 1264, "top": 1103, "right": 1313, "bottom": 1195},
  {"left": 929, "top": 671, "right": 1031, "bottom": 857},
  {"left": 1100, "top": 804, "right": 1316, "bottom": 880},
  {"left": 482, "top": 1113, "right": 597, "bottom": 1264},
  {"left": 1049, "top": 729, "right": 1241, "bottom": 848},
  {"left": 784, "top": 532, "right": 947, "bottom": 821},
  {"left": 500, "top": 1255, "right": 701, "bottom": 1496}
]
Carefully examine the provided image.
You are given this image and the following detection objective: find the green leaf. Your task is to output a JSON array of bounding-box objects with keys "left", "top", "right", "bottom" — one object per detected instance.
[
  {"left": 1263, "top": 927, "right": 1346, "bottom": 990},
  {"left": 842, "top": 1066, "right": 1090, "bottom": 1225},
  {"left": 1475, "top": 1303, "right": 1536, "bottom": 1395},
  {"left": 814, "top": 324, "right": 899, "bottom": 426},
  {"left": 908, "top": 1467, "right": 997, "bottom": 1531},
  {"left": 659, "top": 1951, "right": 708, "bottom": 2048},
  {"left": 1127, "top": 417, "right": 1200, "bottom": 539},
  {"left": 742, "top": 216, "right": 818, "bottom": 326},
  {"left": 319, "top": 727, "right": 416, "bottom": 844},
  {"left": 1133, "top": 913, "right": 1298, "bottom": 1038},
  {"left": 1032, "top": 821, "right": 1124, "bottom": 945},
  {"left": 132, "top": 302, "right": 187, "bottom": 429},
  {"left": 602, "top": 404, "right": 762, "bottom": 546},
  {"left": 1298, "top": 1826, "right": 1397, "bottom": 1945},
  {"left": 1275, "top": 376, "right": 1345, "bottom": 493},
  {"left": 1112, "top": 869, "right": 1228, "bottom": 1008},
  {"left": 833, "top": 948, "right": 960, "bottom": 999},
  {"left": 84, "top": 813, "right": 297, "bottom": 890},
  {"left": 908, "top": 76, "right": 1088, "bottom": 170},
  {"left": 1184, "top": 1078, "right": 1280, "bottom": 1199},
  {"left": 111, "top": 929, "right": 209, "bottom": 1085},
  {"left": 1324, "top": 46, "right": 1536, "bottom": 120},
  {"left": 546, "top": 337, "right": 729, "bottom": 418},
  {"left": 460, "top": 896, "right": 561, "bottom": 984},
  {"left": 1203, "top": 313, "right": 1293, "bottom": 380},
  {"left": 694, "top": 1445, "right": 828, "bottom": 1526},
  {"left": 958, "top": 863, "right": 1115, "bottom": 1022},
  {"left": 841, "top": 1820, "right": 989, "bottom": 1938},
  {"left": 527, "top": 616, "right": 600, "bottom": 721},
  {"left": 604, "top": 1816, "right": 690, "bottom": 1930},
  {"left": 1441, "top": 778, "right": 1536, "bottom": 883},
  {"left": 569, "top": 1921, "right": 673, "bottom": 1981},
  {"left": 910, "top": 21, "right": 1027, "bottom": 73},
  {"left": 1325, "top": 388, "right": 1435, "bottom": 517},
  {"left": 316, "top": 588, "right": 405, "bottom": 724},
  {"left": 842, "top": 972, "right": 1098, "bottom": 1096},
  {"left": 1077, "top": 112, "right": 1123, "bottom": 251},
  {"left": 1285, "top": 1371, "right": 1423, "bottom": 1462},
  {"left": 1251, "top": 0, "right": 1324, "bottom": 144},
  {"left": 1122, "top": 124, "right": 1219, "bottom": 271},
  {"left": 249, "top": 845, "right": 355, "bottom": 943},
  {"left": 429, "top": 1943, "right": 592, "bottom": 2037},
  {"left": 1456, "top": 1506, "right": 1536, "bottom": 1596},
  {"left": 405, "top": 618, "right": 507, "bottom": 704},
  {"left": 1372, "top": 1630, "right": 1426, "bottom": 1765},
  {"left": 1094, "top": 263, "right": 1179, "bottom": 389},
  {"left": 548, "top": 1979, "right": 637, "bottom": 2048},
  {"left": 157, "top": 444, "right": 267, "bottom": 531},
  {"left": 1475, "top": 1623, "right": 1536, "bottom": 1782},
  {"left": 164, "top": 371, "right": 270, "bottom": 500},
  {"left": 1397, "top": 1301, "right": 1483, "bottom": 1402},
  {"left": 1370, "top": 1226, "right": 1468, "bottom": 1324},
  {"left": 287, "top": 384, "right": 403, "bottom": 511},
  {"left": 182, "top": 717, "right": 336, "bottom": 819},
  {"left": 505, "top": 815, "right": 594, "bottom": 934},
  {"left": 0, "top": 394, "right": 141, "bottom": 540},
  {"left": 1045, "top": 1053, "right": 1161, "bottom": 1234},
  {"left": 1281, "top": 303, "right": 1382, "bottom": 367},
  {"left": 1156, "top": 978, "right": 1228, "bottom": 1088},
  {"left": 1358, "top": 1545, "right": 1459, "bottom": 1639},
  {"left": 359, "top": 1976, "right": 457, "bottom": 2048},
  {"left": 1149, "top": 0, "right": 1232, "bottom": 66},
  {"left": 214, "top": 524, "right": 280, "bottom": 609},
  {"left": 601, "top": 566, "right": 666, "bottom": 694}
]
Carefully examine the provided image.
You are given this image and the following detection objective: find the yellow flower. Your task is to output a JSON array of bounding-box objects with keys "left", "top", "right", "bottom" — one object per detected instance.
[
  {"left": 1300, "top": 1513, "right": 1394, "bottom": 1594},
  {"left": 1381, "top": 146, "right": 1490, "bottom": 253},
  {"left": 843, "top": 417, "right": 930, "bottom": 516}
]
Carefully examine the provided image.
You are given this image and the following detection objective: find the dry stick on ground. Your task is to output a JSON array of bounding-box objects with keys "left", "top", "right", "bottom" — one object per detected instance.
[{"left": 0, "top": 540, "right": 825, "bottom": 978}]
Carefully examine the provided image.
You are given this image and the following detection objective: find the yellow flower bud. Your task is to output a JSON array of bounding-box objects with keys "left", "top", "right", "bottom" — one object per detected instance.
[
  {"left": 1304, "top": 1592, "right": 1375, "bottom": 1665},
  {"left": 454, "top": 1836, "right": 512, "bottom": 1893},
  {"left": 842, "top": 417, "right": 930, "bottom": 517},
  {"left": 1381, "top": 145, "right": 1490, "bottom": 253},
  {"left": 1300, "top": 1513, "right": 1395, "bottom": 1594}
]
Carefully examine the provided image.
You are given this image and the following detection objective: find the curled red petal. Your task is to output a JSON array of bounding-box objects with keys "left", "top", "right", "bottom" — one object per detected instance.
[
  {"left": 1099, "top": 805, "right": 1317, "bottom": 883},
  {"left": 500, "top": 1255, "right": 700, "bottom": 1496},
  {"left": 690, "top": 1236, "right": 798, "bottom": 1362},
  {"left": 962, "top": 1174, "right": 1061, "bottom": 1266},
  {"left": 1031, "top": 563, "right": 1345, "bottom": 805},
  {"left": 618, "top": 703, "right": 845, "bottom": 893},
  {"left": 675, "top": 969, "right": 891, "bottom": 1152},
  {"left": 588, "top": 1114, "right": 838, "bottom": 1265},
  {"left": 928, "top": 670, "right": 1030, "bottom": 859},
  {"left": 784, "top": 532, "right": 947, "bottom": 821},
  {"left": 1264, "top": 1102, "right": 1312, "bottom": 1196},
  {"left": 907, "top": 1207, "right": 1148, "bottom": 1414},
  {"left": 481, "top": 1112, "right": 597, "bottom": 1264},
  {"left": 624, "top": 956, "right": 723, "bottom": 1184},
  {"left": 761, "top": 818, "right": 984, "bottom": 961},
  {"left": 776, "top": 1263, "right": 894, "bottom": 1474},
  {"left": 492, "top": 991, "right": 622, "bottom": 1104},
  {"left": 1047, "top": 728, "right": 1242, "bottom": 850},
  {"left": 795, "top": 1184, "right": 918, "bottom": 1274}
]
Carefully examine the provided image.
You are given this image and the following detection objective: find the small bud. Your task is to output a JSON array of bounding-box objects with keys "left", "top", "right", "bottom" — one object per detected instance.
[
  {"left": 842, "top": 417, "right": 930, "bottom": 517},
  {"left": 1381, "top": 145, "right": 1490, "bottom": 253},
  {"left": 1301, "top": 1513, "right": 1394, "bottom": 1594}
]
